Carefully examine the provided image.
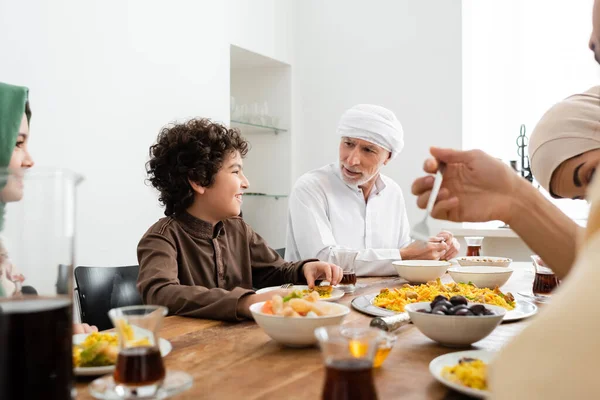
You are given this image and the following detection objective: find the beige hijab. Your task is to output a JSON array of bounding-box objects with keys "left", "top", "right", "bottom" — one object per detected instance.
[{"left": 528, "top": 86, "right": 600, "bottom": 193}]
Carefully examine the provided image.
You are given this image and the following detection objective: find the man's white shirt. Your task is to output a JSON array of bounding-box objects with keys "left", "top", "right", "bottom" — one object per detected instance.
[{"left": 284, "top": 163, "right": 412, "bottom": 276}]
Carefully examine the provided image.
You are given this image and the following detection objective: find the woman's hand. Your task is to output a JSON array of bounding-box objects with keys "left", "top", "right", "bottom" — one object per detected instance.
[{"left": 411, "top": 147, "right": 523, "bottom": 224}]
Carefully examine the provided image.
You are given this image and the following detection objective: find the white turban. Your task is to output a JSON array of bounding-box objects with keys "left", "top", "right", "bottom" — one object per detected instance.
[
  {"left": 529, "top": 86, "right": 600, "bottom": 193},
  {"left": 336, "top": 104, "right": 404, "bottom": 160}
]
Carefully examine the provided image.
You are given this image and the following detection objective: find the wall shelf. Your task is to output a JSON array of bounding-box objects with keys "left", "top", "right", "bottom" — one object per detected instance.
[
  {"left": 244, "top": 193, "right": 288, "bottom": 200},
  {"left": 231, "top": 120, "right": 287, "bottom": 135}
]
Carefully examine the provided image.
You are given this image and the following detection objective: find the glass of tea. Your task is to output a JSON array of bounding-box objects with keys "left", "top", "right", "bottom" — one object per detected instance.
[
  {"left": 531, "top": 255, "right": 560, "bottom": 298},
  {"left": 109, "top": 305, "right": 168, "bottom": 398},
  {"left": 330, "top": 248, "right": 358, "bottom": 293},
  {"left": 0, "top": 168, "right": 83, "bottom": 400},
  {"left": 465, "top": 236, "right": 484, "bottom": 257},
  {"left": 315, "top": 326, "right": 381, "bottom": 400}
]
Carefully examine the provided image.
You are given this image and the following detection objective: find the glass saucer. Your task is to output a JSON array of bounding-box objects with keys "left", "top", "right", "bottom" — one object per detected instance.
[
  {"left": 89, "top": 370, "right": 193, "bottom": 399},
  {"left": 518, "top": 291, "right": 551, "bottom": 304}
]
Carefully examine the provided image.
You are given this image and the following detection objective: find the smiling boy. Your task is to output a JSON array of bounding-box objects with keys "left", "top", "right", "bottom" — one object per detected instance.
[{"left": 137, "top": 118, "right": 342, "bottom": 321}]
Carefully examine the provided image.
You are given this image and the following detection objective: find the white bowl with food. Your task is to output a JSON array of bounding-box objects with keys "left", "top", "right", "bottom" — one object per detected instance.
[
  {"left": 448, "top": 266, "right": 514, "bottom": 289},
  {"left": 456, "top": 256, "right": 512, "bottom": 268},
  {"left": 404, "top": 301, "right": 506, "bottom": 347},
  {"left": 250, "top": 300, "right": 350, "bottom": 347},
  {"left": 392, "top": 260, "right": 451, "bottom": 283}
]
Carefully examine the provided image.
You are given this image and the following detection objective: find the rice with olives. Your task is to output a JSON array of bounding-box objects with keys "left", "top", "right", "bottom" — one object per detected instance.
[{"left": 373, "top": 278, "right": 515, "bottom": 312}]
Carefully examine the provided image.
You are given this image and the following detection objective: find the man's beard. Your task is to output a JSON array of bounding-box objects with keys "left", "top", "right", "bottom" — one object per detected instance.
[{"left": 340, "top": 164, "right": 380, "bottom": 186}]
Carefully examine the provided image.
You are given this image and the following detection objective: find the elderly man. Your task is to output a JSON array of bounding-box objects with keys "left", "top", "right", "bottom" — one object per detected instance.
[{"left": 284, "top": 104, "right": 459, "bottom": 276}]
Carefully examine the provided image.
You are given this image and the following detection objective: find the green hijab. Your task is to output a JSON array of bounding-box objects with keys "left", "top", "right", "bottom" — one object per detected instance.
[
  {"left": 0, "top": 82, "right": 29, "bottom": 297},
  {"left": 0, "top": 82, "right": 29, "bottom": 167}
]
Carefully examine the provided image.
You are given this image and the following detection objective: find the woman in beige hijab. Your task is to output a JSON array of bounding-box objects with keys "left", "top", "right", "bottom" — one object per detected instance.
[
  {"left": 529, "top": 86, "right": 600, "bottom": 200},
  {"left": 410, "top": 88, "right": 600, "bottom": 398}
]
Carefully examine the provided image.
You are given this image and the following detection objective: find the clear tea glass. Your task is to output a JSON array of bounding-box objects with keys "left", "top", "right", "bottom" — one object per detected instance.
[
  {"left": 330, "top": 248, "right": 358, "bottom": 293},
  {"left": 531, "top": 255, "right": 560, "bottom": 298},
  {"left": 0, "top": 168, "right": 82, "bottom": 400},
  {"left": 315, "top": 326, "right": 381, "bottom": 400},
  {"left": 109, "top": 305, "right": 168, "bottom": 398},
  {"left": 465, "top": 236, "right": 484, "bottom": 257}
]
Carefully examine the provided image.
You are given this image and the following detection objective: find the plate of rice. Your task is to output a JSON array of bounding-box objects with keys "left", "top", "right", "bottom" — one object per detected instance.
[
  {"left": 353, "top": 279, "right": 537, "bottom": 322},
  {"left": 255, "top": 285, "right": 344, "bottom": 302},
  {"left": 73, "top": 331, "right": 172, "bottom": 376},
  {"left": 429, "top": 350, "right": 495, "bottom": 398}
]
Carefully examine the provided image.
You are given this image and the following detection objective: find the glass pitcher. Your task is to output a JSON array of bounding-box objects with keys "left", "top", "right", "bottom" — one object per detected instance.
[{"left": 0, "top": 168, "right": 83, "bottom": 400}]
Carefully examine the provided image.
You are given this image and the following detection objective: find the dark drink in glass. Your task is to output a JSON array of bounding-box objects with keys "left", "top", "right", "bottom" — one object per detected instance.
[
  {"left": 340, "top": 272, "right": 357, "bottom": 285},
  {"left": 322, "top": 359, "right": 378, "bottom": 400},
  {"left": 114, "top": 346, "right": 165, "bottom": 385},
  {"left": 466, "top": 246, "right": 481, "bottom": 257},
  {"left": 465, "top": 237, "right": 484, "bottom": 257},
  {"left": 532, "top": 272, "right": 559, "bottom": 296},
  {"left": 0, "top": 297, "right": 73, "bottom": 400}
]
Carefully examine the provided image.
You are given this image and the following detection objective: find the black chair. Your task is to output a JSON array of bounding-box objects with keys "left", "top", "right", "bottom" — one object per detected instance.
[
  {"left": 74, "top": 265, "right": 143, "bottom": 331},
  {"left": 275, "top": 248, "right": 285, "bottom": 258}
]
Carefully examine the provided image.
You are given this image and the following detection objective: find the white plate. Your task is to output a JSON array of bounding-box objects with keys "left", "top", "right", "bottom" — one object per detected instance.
[
  {"left": 73, "top": 333, "right": 172, "bottom": 376},
  {"left": 429, "top": 349, "right": 495, "bottom": 399},
  {"left": 350, "top": 294, "right": 536, "bottom": 322},
  {"left": 456, "top": 257, "right": 512, "bottom": 267},
  {"left": 255, "top": 285, "right": 345, "bottom": 302}
]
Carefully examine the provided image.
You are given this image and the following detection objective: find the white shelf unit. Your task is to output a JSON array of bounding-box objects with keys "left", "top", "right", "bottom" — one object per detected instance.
[{"left": 230, "top": 45, "right": 291, "bottom": 248}]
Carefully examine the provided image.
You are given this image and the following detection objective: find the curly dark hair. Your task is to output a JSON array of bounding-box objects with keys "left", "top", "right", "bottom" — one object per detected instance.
[{"left": 146, "top": 118, "right": 249, "bottom": 216}]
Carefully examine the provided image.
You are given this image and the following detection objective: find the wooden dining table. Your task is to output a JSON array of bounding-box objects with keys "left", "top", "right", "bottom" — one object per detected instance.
[{"left": 76, "top": 262, "right": 539, "bottom": 400}]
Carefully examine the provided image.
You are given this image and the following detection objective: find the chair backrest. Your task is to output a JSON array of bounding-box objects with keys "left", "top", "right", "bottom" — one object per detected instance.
[
  {"left": 74, "top": 265, "right": 143, "bottom": 331},
  {"left": 275, "top": 248, "right": 285, "bottom": 258}
]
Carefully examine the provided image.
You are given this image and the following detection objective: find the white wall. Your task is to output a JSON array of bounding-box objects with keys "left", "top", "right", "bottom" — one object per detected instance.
[
  {"left": 463, "top": 0, "right": 599, "bottom": 159},
  {"left": 463, "top": 0, "right": 597, "bottom": 222},
  {"left": 0, "top": 0, "right": 294, "bottom": 266},
  {"left": 291, "top": 0, "right": 463, "bottom": 231}
]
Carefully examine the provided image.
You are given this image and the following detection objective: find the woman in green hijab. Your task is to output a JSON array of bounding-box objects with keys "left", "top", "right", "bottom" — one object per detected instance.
[
  {"left": 0, "top": 82, "right": 34, "bottom": 298},
  {"left": 0, "top": 82, "right": 96, "bottom": 333}
]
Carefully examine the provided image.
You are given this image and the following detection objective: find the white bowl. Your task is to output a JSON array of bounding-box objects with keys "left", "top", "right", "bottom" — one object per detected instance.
[
  {"left": 405, "top": 302, "right": 506, "bottom": 347},
  {"left": 249, "top": 301, "right": 350, "bottom": 347},
  {"left": 392, "top": 260, "right": 451, "bottom": 283},
  {"left": 448, "top": 266, "right": 514, "bottom": 289},
  {"left": 456, "top": 256, "right": 512, "bottom": 267}
]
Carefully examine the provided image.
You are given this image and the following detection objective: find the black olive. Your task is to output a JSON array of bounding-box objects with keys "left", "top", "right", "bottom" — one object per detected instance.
[
  {"left": 448, "top": 305, "right": 468, "bottom": 315},
  {"left": 449, "top": 295, "right": 468, "bottom": 306},
  {"left": 432, "top": 305, "right": 449, "bottom": 314},
  {"left": 483, "top": 309, "right": 495, "bottom": 316},
  {"left": 431, "top": 295, "right": 448, "bottom": 307},
  {"left": 432, "top": 310, "right": 446, "bottom": 315},
  {"left": 454, "top": 308, "right": 474, "bottom": 316},
  {"left": 434, "top": 300, "right": 453, "bottom": 310},
  {"left": 469, "top": 304, "right": 486, "bottom": 315}
]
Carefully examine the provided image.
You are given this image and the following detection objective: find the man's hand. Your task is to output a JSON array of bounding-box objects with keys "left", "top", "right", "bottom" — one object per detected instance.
[
  {"left": 436, "top": 230, "right": 460, "bottom": 260},
  {"left": 411, "top": 147, "right": 523, "bottom": 224},
  {"left": 400, "top": 239, "right": 449, "bottom": 260},
  {"left": 303, "top": 261, "right": 343, "bottom": 288}
]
